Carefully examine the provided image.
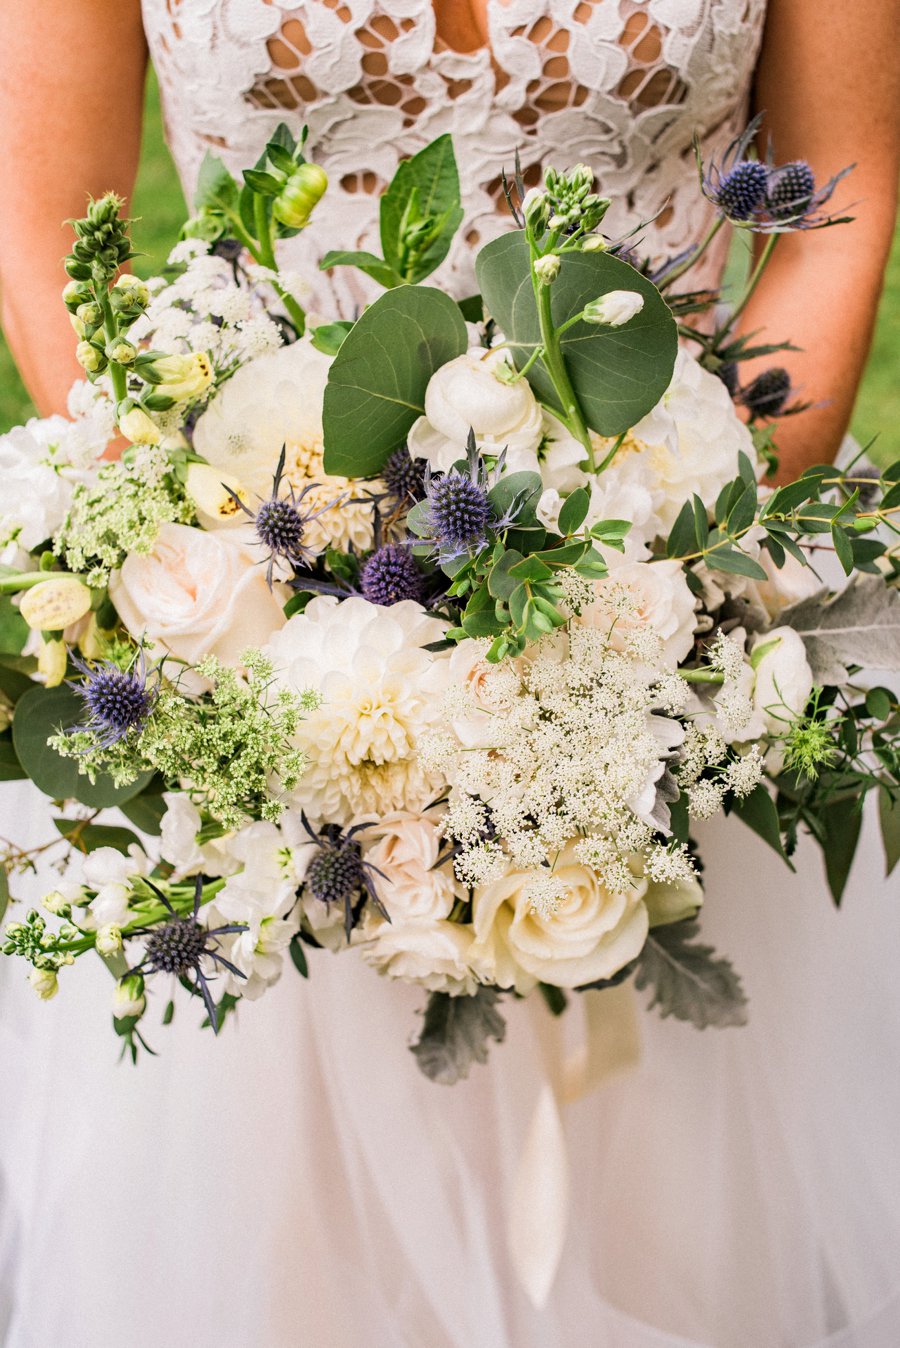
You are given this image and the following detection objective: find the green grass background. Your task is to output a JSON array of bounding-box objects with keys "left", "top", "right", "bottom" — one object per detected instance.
[{"left": 1, "top": 74, "right": 897, "bottom": 460}]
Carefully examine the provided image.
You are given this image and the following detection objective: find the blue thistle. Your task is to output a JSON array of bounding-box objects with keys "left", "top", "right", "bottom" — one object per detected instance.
[
  {"left": 128, "top": 875, "right": 248, "bottom": 1035},
  {"left": 713, "top": 160, "right": 769, "bottom": 221},
  {"left": 766, "top": 161, "right": 816, "bottom": 221},
  {"left": 418, "top": 429, "right": 521, "bottom": 563},
  {"left": 70, "top": 651, "right": 159, "bottom": 748},
  {"left": 382, "top": 446, "right": 427, "bottom": 505},
  {"left": 742, "top": 367, "right": 792, "bottom": 419},
  {"left": 360, "top": 544, "right": 425, "bottom": 605},
  {"left": 230, "top": 446, "right": 344, "bottom": 586},
  {"left": 301, "top": 815, "right": 389, "bottom": 941}
]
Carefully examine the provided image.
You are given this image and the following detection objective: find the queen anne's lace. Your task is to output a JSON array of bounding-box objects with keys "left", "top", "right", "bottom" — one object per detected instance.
[{"left": 142, "top": 0, "right": 767, "bottom": 314}]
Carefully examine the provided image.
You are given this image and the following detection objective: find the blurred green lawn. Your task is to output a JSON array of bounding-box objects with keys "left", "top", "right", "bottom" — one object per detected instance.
[{"left": 1, "top": 73, "right": 897, "bottom": 464}]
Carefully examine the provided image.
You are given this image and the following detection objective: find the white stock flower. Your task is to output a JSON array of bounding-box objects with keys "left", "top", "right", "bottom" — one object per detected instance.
[
  {"left": 584, "top": 289, "right": 645, "bottom": 327},
  {"left": 408, "top": 349, "right": 544, "bottom": 472},
  {"left": 469, "top": 841, "right": 649, "bottom": 994},
  {"left": 29, "top": 968, "right": 59, "bottom": 1000},
  {"left": 751, "top": 627, "right": 814, "bottom": 734},
  {"left": 159, "top": 793, "right": 205, "bottom": 875},
  {"left": 577, "top": 559, "right": 696, "bottom": 666},
  {"left": 110, "top": 523, "right": 285, "bottom": 689},
  {"left": 266, "top": 596, "right": 451, "bottom": 826},
  {"left": 0, "top": 419, "right": 78, "bottom": 549},
  {"left": 80, "top": 845, "right": 150, "bottom": 929}
]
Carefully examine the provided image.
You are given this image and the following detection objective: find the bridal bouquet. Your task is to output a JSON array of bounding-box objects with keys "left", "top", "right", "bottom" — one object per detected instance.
[{"left": 2, "top": 126, "right": 898, "bottom": 1078}]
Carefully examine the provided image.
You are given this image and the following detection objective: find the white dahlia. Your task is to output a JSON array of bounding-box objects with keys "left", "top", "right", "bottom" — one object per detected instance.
[{"left": 266, "top": 596, "right": 452, "bottom": 826}]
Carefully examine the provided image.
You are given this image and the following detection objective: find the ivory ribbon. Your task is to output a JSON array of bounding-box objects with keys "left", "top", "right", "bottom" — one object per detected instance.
[{"left": 507, "top": 982, "right": 642, "bottom": 1308}]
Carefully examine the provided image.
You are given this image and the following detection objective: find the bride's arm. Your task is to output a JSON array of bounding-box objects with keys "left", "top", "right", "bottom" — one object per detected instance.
[
  {"left": 744, "top": 0, "right": 900, "bottom": 481},
  {"left": 0, "top": 2, "right": 148, "bottom": 416}
]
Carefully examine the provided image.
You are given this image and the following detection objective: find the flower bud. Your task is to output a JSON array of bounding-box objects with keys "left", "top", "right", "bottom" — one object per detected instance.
[
  {"left": 113, "top": 974, "right": 146, "bottom": 1020},
  {"left": 76, "top": 301, "right": 103, "bottom": 329},
  {"left": 582, "top": 289, "right": 645, "bottom": 328},
  {"left": 20, "top": 576, "right": 92, "bottom": 632},
  {"left": 185, "top": 462, "right": 248, "bottom": 525},
  {"left": 69, "top": 313, "right": 87, "bottom": 340},
  {"left": 141, "top": 351, "right": 214, "bottom": 401},
  {"left": 111, "top": 273, "right": 150, "bottom": 312},
  {"left": 533, "top": 254, "right": 560, "bottom": 286},
  {"left": 522, "top": 188, "right": 549, "bottom": 233},
  {"left": 43, "top": 890, "right": 74, "bottom": 917},
  {"left": 65, "top": 258, "right": 93, "bottom": 282},
  {"left": 105, "top": 338, "right": 137, "bottom": 365},
  {"left": 96, "top": 924, "right": 122, "bottom": 957},
  {"left": 62, "top": 280, "right": 92, "bottom": 311},
  {"left": 76, "top": 340, "right": 106, "bottom": 374},
  {"left": 118, "top": 405, "right": 162, "bottom": 446},
  {"left": 580, "top": 235, "right": 607, "bottom": 253},
  {"left": 272, "top": 162, "right": 328, "bottom": 230},
  {"left": 77, "top": 613, "right": 105, "bottom": 661},
  {"left": 38, "top": 637, "right": 68, "bottom": 687},
  {"left": 29, "top": 967, "right": 59, "bottom": 1001}
]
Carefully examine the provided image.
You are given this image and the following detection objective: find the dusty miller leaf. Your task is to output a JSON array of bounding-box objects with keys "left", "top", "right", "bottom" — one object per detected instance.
[
  {"left": 635, "top": 919, "right": 748, "bottom": 1030},
  {"left": 410, "top": 987, "right": 506, "bottom": 1084},
  {"left": 781, "top": 575, "right": 900, "bottom": 683}
]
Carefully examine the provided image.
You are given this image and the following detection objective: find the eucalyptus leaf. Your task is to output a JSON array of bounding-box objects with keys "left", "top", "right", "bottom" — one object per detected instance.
[
  {"left": 119, "top": 786, "right": 168, "bottom": 837},
  {"left": 0, "top": 733, "right": 24, "bottom": 782},
  {"left": 476, "top": 231, "right": 677, "bottom": 436},
  {"left": 410, "top": 987, "right": 507, "bottom": 1084},
  {"left": 53, "top": 820, "right": 143, "bottom": 854},
  {"left": 819, "top": 798, "right": 863, "bottom": 905},
  {"left": 635, "top": 918, "right": 748, "bottom": 1029},
  {"left": 781, "top": 575, "right": 900, "bottom": 683},
  {"left": 322, "top": 286, "right": 467, "bottom": 478},
  {"left": 0, "top": 597, "right": 27, "bottom": 657},
  {"left": 12, "top": 686, "right": 153, "bottom": 809},
  {"left": 732, "top": 783, "right": 794, "bottom": 866}
]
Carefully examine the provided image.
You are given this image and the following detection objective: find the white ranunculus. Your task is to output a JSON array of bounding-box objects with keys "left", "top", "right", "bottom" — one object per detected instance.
[
  {"left": 192, "top": 338, "right": 331, "bottom": 497},
  {"left": 469, "top": 842, "right": 649, "bottom": 994},
  {"left": 408, "top": 349, "right": 544, "bottom": 473},
  {"left": 751, "top": 627, "right": 814, "bottom": 734},
  {"left": 359, "top": 917, "right": 478, "bottom": 995},
  {"left": 266, "top": 596, "right": 451, "bottom": 826},
  {"left": 109, "top": 523, "right": 285, "bottom": 688},
  {"left": 362, "top": 811, "right": 459, "bottom": 922},
  {"left": 577, "top": 558, "right": 696, "bottom": 666}
]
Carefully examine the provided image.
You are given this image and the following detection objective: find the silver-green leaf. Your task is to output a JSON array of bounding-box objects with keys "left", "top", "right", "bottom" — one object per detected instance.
[
  {"left": 410, "top": 987, "right": 507, "bottom": 1084},
  {"left": 635, "top": 919, "right": 748, "bottom": 1029},
  {"left": 781, "top": 574, "right": 900, "bottom": 683}
]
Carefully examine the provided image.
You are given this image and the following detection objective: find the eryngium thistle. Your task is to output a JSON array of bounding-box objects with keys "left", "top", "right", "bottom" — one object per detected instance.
[
  {"left": 425, "top": 471, "right": 493, "bottom": 554},
  {"left": 766, "top": 161, "right": 816, "bottom": 220},
  {"left": 360, "top": 544, "right": 425, "bottom": 605},
  {"left": 713, "top": 160, "right": 769, "bottom": 220},
  {"left": 742, "top": 367, "right": 792, "bottom": 419},
  {"left": 302, "top": 816, "right": 389, "bottom": 940},
  {"left": 70, "top": 652, "right": 158, "bottom": 748},
  {"left": 382, "top": 446, "right": 427, "bottom": 504},
  {"left": 144, "top": 917, "right": 208, "bottom": 976},
  {"left": 255, "top": 496, "right": 307, "bottom": 559}
]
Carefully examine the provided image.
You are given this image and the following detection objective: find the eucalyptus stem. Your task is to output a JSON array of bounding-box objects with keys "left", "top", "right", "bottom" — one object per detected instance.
[{"left": 531, "top": 257, "right": 596, "bottom": 472}]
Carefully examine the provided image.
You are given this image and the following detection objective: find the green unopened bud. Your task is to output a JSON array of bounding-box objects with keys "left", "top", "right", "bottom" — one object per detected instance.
[
  {"left": 64, "top": 257, "right": 93, "bottom": 281},
  {"left": 43, "top": 890, "right": 74, "bottom": 918},
  {"left": 580, "top": 235, "right": 607, "bottom": 253},
  {"left": 113, "top": 974, "right": 146, "bottom": 1020},
  {"left": 29, "top": 967, "right": 59, "bottom": 1001},
  {"left": 111, "top": 273, "right": 150, "bottom": 312},
  {"left": 522, "top": 188, "right": 549, "bottom": 233},
  {"left": 272, "top": 162, "right": 328, "bottom": 230},
  {"left": 568, "top": 164, "right": 594, "bottom": 196},
  {"left": 533, "top": 254, "right": 560, "bottom": 286},
  {"left": 106, "top": 338, "right": 137, "bottom": 365},
  {"left": 582, "top": 290, "right": 645, "bottom": 328},
  {"left": 62, "top": 280, "right": 92, "bottom": 311},
  {"left": 96, "top": 924, "right": 122, "bottom": 957},
  {"left": 76, "top": 340, "right": 106, "bottom": 374},
  {"left": 76, "top": 301, "right": 103, "bottom": 328}
]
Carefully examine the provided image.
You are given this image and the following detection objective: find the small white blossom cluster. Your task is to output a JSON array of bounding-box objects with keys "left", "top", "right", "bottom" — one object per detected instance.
[
  {"left": 676, "top": 721, "right": 764, "bottom": 821},
  {"left": 131, "top": 245, "right": 283, "bottom": 376},
  {"left": 431, "top": 626, "right": 695, "bottom": 898}
]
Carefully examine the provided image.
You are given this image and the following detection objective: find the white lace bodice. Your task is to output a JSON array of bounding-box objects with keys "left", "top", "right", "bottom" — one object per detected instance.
[{"left": 142, "top": 0, "right": 767, "bottom": 315}]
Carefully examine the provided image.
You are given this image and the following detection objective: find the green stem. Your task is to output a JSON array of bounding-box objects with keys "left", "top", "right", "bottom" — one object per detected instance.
[
  {"left": 727, "top": 234, "right": 778, "bottom": 330},
  {"left": 678, "top": 668, "right": 725, "bottom": 685},
  {"left": 98, "top": 291, "right": 127, "bottom": 403},
  {"left": 56, "top": 879, "right": 229, "bottom": 960},
  {"left": 0, "top": 571, "right": 71, "bottom": 593},
  {"left": 510, "top": 343, "right": 545, "bottom": 382},
  {"left": 532, "top": 260, "right": 595, "bottom": 472},
  {"left": 252, "top": 194, "right": 307, "bottom": 335}
]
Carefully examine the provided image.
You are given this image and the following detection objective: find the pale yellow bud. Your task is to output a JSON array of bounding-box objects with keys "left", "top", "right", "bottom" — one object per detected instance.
[
  {"left": 96, "top": 924, "right": 122, "bottom": 957},
  {"left": 118, "top": 405, "right": 162, "bottom": 446},
  {"left": 76, "top": 340, "right": 105, "bottom": 373},
  {"left": 29, "top": 967, "right": 59, "bottom": 1001},
  {"left": 113, "top": 975, "right": 146, "bottom": 1020},
  {"left": 20, "top": 576, "right": 92, "bottom": 632},
  {"left": 37, "top": 637, "right": 68, "bottom": 687},
  {"left": 150, "top": 352, "right": 214, "bottom": 401},
  {"left": 43, "top": 889, "right": 75, "bottom": 917},
  {"left": 69, "top": 313, "right": 87, "bottom": 339},
  {"left": 185, "top": 462, "right": 248, "bottom": 526}
]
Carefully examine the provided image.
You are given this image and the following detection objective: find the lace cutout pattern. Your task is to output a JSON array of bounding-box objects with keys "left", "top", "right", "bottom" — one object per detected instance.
[{"left": 142, "top": 0, "right": 767, "bottom": 315}]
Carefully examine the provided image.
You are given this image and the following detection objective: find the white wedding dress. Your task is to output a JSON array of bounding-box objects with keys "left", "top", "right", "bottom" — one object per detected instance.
[{"left": 3, "top": 3, "right": 900, "bottom": 1345}]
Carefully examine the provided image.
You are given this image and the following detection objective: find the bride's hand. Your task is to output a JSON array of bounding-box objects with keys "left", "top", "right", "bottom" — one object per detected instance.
[{"left": 0, "top": 1, "right": 148, "bottom": 417}]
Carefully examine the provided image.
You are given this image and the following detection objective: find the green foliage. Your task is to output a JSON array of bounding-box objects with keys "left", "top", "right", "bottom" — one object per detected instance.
[
  {"left": 322, "top": 285, "right": 467, "bottom": 477},
  {"left": 476, "top": 232, "right": 678, "bottom": 436},
  {"left": 635, "top": 918, "right": 748, "bottom": 1029},
  {"left": 410, "top": 986, "right": 507, "bottom": 1084}
]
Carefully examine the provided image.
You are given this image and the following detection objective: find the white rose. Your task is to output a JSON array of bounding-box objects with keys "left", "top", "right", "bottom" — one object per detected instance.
[
  {"left": 751, "top": 627, "right": 814, "bottom": 734},
  {"left": 577, "top": 559, "right": 696, "bottom": 666},
  {"left": 362, "top": 811, "right": 458, "bottom": 922},
  {"left": 192, "top": 338, "right": 331, "bottom": 497},
  {"left": 469, "top": 842, "right": 649, "bottom": 994},
  {"left": 408, "top": 349, "right": 544, "bottom": 473},
  {"left": 359, "top": 918, "right": 478, "bottom": 995},
  {"left": 109, "top": 523, "right": 285, "bottom": 688}
]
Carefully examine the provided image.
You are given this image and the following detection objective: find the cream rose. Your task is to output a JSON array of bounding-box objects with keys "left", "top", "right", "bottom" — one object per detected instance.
[
  {"left": 362, "top": 811, "right": 459, "bottom": 922},
  {"left": 110, "top": 522, "right": 285, "bottom": 687},
  {"left": 359, "top": 918, "right": 478, "bottom": 995},
  {"left": 577, "top": 559, "right": 697, "bottom": 666},
  {"left": 469, "top": 843, "right": 649, "bottom": 994},
  {"left": 408, "top": 349, "right": 544, "bottom": 473}
]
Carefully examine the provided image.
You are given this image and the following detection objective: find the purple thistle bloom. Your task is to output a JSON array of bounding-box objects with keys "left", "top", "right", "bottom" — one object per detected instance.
[
  {"left": 69, "top": 650, "right": 159, "bottom": 748},
  {"left": 699, "top": 115, "right": 854, "bottom": 232},
  {"left": 741, "top": 366, "right": 793, "bottom": 420},
  {"left": 360, "top": 543, "right": 425, "bottom": 605},
  {"left": 419, "top": 430, "right": 522, "bottom": 563},
  {"left": 229, "top": 446, "right": 345, "bottom": 586},
  {"left": 301, "top": 814, "right": 389, "bottom": 942},
  {"left": 382, "top": 446, "right": 427, "bottom": 505},
  {"left": 128, "top": 876, "right": 248, "bottom": 1034}
]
